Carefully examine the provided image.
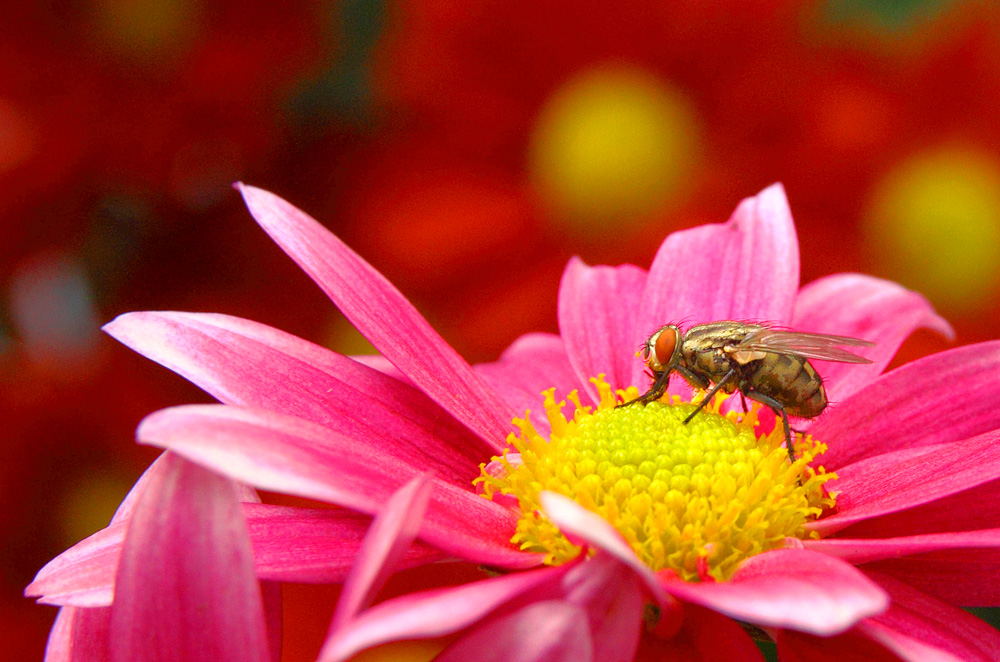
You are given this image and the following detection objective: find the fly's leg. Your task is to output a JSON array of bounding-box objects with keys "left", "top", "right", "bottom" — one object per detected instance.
[
  {"left": 682, "top": 368, "right": 736, "bottom": 425},
  {"left": 619, "top": 369, "right": 671, "bottom": 407},
  {"left": 742, "top": 390, "right": 796, "bottom": 466}
]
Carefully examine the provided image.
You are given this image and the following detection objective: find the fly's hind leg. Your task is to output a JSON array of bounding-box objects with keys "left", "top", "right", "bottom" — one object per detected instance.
[{"left": 742, "top": 389, "right": 796, "bottom": 466}]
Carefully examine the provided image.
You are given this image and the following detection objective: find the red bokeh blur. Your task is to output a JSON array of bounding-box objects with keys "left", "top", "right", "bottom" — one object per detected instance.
[{"left": 6, "top": 1, "right": 1000, "bottom": 659}]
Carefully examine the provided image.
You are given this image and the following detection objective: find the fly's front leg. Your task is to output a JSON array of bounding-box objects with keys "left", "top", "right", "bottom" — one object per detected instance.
[
  {"left": 682, "top": 367, "right": 734, "bottom": 425},
  {"left": 742, "top": 390, "right": 796, "bottom": 465},
  {"left": 619, "top": 368, "right": 671, "bottom": 407}
]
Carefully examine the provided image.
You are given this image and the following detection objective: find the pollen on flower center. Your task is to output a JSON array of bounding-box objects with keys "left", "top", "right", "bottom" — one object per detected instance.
[{"left": 475, "top": 376, "right": 837, "bottom": 581}]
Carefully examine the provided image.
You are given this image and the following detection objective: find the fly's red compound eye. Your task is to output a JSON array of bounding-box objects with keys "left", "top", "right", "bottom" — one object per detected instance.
[{"left": 653, "top": 327, "right": 678, "bottom": 366}]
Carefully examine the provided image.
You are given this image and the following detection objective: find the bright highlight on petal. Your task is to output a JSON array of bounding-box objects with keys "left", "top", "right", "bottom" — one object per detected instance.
[{"left": 478, "top": 377, "right": 836, "bottom": 581}]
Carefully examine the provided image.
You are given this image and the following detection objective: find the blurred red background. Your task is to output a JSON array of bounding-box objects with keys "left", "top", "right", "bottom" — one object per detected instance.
[{"left": 6, "top": 0, "right": 1000, "bottom": 659}]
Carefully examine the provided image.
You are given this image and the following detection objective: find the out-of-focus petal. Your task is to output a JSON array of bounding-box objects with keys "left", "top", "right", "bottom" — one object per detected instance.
[
  {"left": 137, "top": 405, "right": 537, "bottom": 569},
  {"left": 108, "top": 454, "right": 270, "bottom": 662},
  {"left": 777, "top": 629, "right": 910, "bottom": 662},
  {"left": 475, "top": 332, "right": 585, "bottom": 434},
  {"left": 237, "top": 183, "right": 515, "bottom": 450},
  {"left": 558, "top": 259, "right": 647, "bottom": 394},
  {"left": 809, "top": 341, "right": 1000, "bottom": 469},
  {"left": 104, "top": 311, "right": 488, "bottom": 484},
  {"left": 434, "top": 601, "right": 593, "bottom": 662},
  {"left": 809, "top": 431, "right": 1000, "bottom": 536},
  {"left": 858, "top": 571, "right": 1000, "bottom": 662},
  {"left": 803, "top": 528, "right": 1000, "bottom": 564},
  {"left": 635, "top": 604, "right": 765, "bottom": 662},
  {"left": 540, "top": 491, "right": 667, "bottom": 604},
  {"left": 861, "top": 548, "right": 1000, "bottom": 606},
  {"left": 560, "top": 555, "right": 646, "bottom": 662},
  {"left": 791, "top": 273, "right": 953, "bottom": 405},
  {"left": 317, "top": 564, "right": 575, "bottom": 662},
  {"left": 45, "top": 607, "right": 112, "bottom": 662},
  {"left": 658, "top": 548, "right": 888, "bottom": 636},
  {"left": 330, "top": 474, "right": 434, "bottom": 629},
  {"left": 635, "top": 183, "right": 799, "bottom": 386}
]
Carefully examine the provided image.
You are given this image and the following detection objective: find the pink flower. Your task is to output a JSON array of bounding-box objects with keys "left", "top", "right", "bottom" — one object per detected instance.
[{"left": 30, "top": 183, "right": 1000, "bottom": 661}]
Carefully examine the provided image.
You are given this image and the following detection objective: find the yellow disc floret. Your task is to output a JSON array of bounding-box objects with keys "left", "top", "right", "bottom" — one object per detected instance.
[{"left": 475, "top": 376, "right": 836, "bottom": 582}]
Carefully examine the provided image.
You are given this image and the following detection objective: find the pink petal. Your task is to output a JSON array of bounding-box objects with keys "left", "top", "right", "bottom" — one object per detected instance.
[
  {"left": 808, "top": 430, "right": 1000, "bottom": 536},
  {"left": 137, "top": 404, "right": 537, "bottom": 569},
  {"left": 803, "top": 528, "right": 1000, "bottom": 564},
  {"left": 859, "top": 571, "right": 1000, "bottom": 662},
  {"left": 237, "top": 183, "right": 515, "bottom": 450},
  {"left": 245, "top": 503, "right": 444, "bottom": 584},
  {"left": 635, "top": 183, "right": 799, "bottom": 385},
  {"left": 434, "top": 601, "right": 593, "bottom": 662},
  {"left": 108, "top": 454, "right": 269, "bottom": 662},
  {"left": 104, "top": 311, "right": 488, "bottom": 484},
  {"left": 330, "top": 474, "right": 434, "bottom": 629},
  {"left": 636, "top": 604, "right": 764, "bottom": 662},
  {"left": 558, "top": 259, "right": 647, "bottom": 394},
  {"left": 809, "top": 341, "right": 1000, "bottom": 470},
  {"left": 539, "top": 491, "right": 667, "bottom": 604},
  {"left": 777, "top": 629, "right": 910, "bottom": 662},
  {"left": 45, "top": 607, "right": 112, "bottom": 662},
  {"left": 348, "top": 354, "right": 409, "bottom": 382},
  {"left": 791, "top": 273, "right": 953, "bottom": 405},
  {"left": 659, "top": 548, "right": 888, "bottom": 635},
  {"left": 861, "top": 548, "right": 1000, "bottom": 606},
  {"left": 317, "top": 563, "right": 575, "bottom": 662},
  {"left": 28, "top": 520, "right": 126, "bottom": 607}
]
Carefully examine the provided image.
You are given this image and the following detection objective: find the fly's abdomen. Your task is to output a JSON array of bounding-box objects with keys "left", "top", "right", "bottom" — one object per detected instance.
[{"left": 749, "top": 354, "right": 827, "bottom": 419}]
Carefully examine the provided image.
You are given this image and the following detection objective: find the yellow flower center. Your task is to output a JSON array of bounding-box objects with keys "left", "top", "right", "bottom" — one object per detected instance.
[{"left": 476, "top": 376, "right": 837, "bottom": 581}]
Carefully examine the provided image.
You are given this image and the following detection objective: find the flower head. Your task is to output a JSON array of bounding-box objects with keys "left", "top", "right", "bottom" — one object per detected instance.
[{"left": 30, "top": 183, "right": 1000, "bottom": 661}]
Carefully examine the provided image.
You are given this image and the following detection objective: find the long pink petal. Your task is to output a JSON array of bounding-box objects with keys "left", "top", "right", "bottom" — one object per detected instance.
[
  {"left": 636, "top": 604, "right": 765, "bottom": 662},
  {"left": 317, "top": 563, "right": 575, "bottom": 662},
  {"left": 45, "top": 607, "right": 112, "bottom": 662},
  {"left": 104, "top": 311, "right": 488, "bottom": 484},
  {"left": 859, "top": 571, "right": 1000, "bottom": 662},
  {"left": 659, "top": 548, "right": 888, "bottom": 635},
  {"left": 804, "top": 528, "right": 1000, "bottom": 564},
  {"left": 475, "top": 332, "right": 586, "bottom": 435},
  {"left": 777, "top": 629, "right": 916, "bottom": 662},
  {"left": 108, "top": 454, "right": 269, "bottom": 662},
  {"left": 540, "top": 491, "right": 667, "bottom": 604},
  {"left": 137, "top": 404, "right": 537, "bottom": 569},
  {"left": 237, "top": 183, "right": 515, "bottom": 450},
  {"left": 809, "top": 341, "right": 1000, "bottom": 470},
  {"left": 28, "top": 520, "right": 126, "bottom": 607},
  {"left": 808, "top": 430, "right": 1000, "bottom": 535},
  {"left": 861, "top": 548, "right": 1000, "bottom": 606},
  {"left": 791, "top": 273, "right": 953, "bottom": 405},
  {"left": 434, "top": 601, "right": 593, "bottom": 662},
  {"left": 558, "top": 259, "right": 647, "bottom": 394},
  {"left": 330, "top": 474, "right": 434, "bottom": 629},
  {"left": 635, "top": 183, "right": 799, "bottom": 385}
]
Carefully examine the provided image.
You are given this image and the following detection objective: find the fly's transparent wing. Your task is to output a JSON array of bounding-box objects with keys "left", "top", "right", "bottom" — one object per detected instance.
[{"left": 738, "top": 327, "right": 875, "bottom": 363}]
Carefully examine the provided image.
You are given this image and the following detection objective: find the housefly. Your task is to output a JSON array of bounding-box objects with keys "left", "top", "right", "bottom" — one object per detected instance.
[{"left": 621, "top": 321, "right": 875, "bottom": 463}]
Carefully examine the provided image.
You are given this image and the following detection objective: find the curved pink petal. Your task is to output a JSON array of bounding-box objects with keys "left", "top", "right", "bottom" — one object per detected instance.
[
  {"left": 137, "top": 404, "right": 537, "bottom": 569},
  {"left": 434, "top": 601, "right": 593, "bottom": 662},
  {"left": 28, "top": 520, "right": 126, "bottom": 607},
  {"left": 330, "top": 474, "right": 434, "bottom": 629},
  {"left": 45, "top": 607, "right": 112, "bottom": 662},
  {"left": 636, "top": 604, "right": 765, "bottom": 662},
  {"left": 791, "top": 273, "right": 953, "bottom": 405},
  {"left": 808, "top": 430, "right": 1000, "bottom": 536},
  {"left": 809, "top": 341, "right": 1000, "bottom": 470},
  {"left": 558, "top": 259, "right": 647, "bottom": 394},
  {"left": 108, "top": 454, "right": 269, "bottom": 662},
  {"left": 540, "top": 491, "right": 667, "bottom": 604},
  {"left": 859, "top": 571, "right": 1000, "bottom": 662},
  {"left": 861, "top": 548, "right": 1000, "bottom": 606},
  {"left": 237, "top": 183, "right": 515, "bottom": 450},
  {"left": 659, "top": 548, "right": 888, "bottom": 635},
  {"left": 104, "top": 311, "right": 488, "bottom": 484},
  {"left": 475, "top": 332, "right": 586, "bottom": 435},
  {"left": 634, "top": 183, "right": 799, "bottom": 385},
  {"left": 804, "top": 528, "right": 1000, "bottom": 564},
  {"left": 317, "top": 563, "right": 575, "bottom": 662},
  {"left": 777, "top": 628, "right": 915, "bottom": 662}
]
